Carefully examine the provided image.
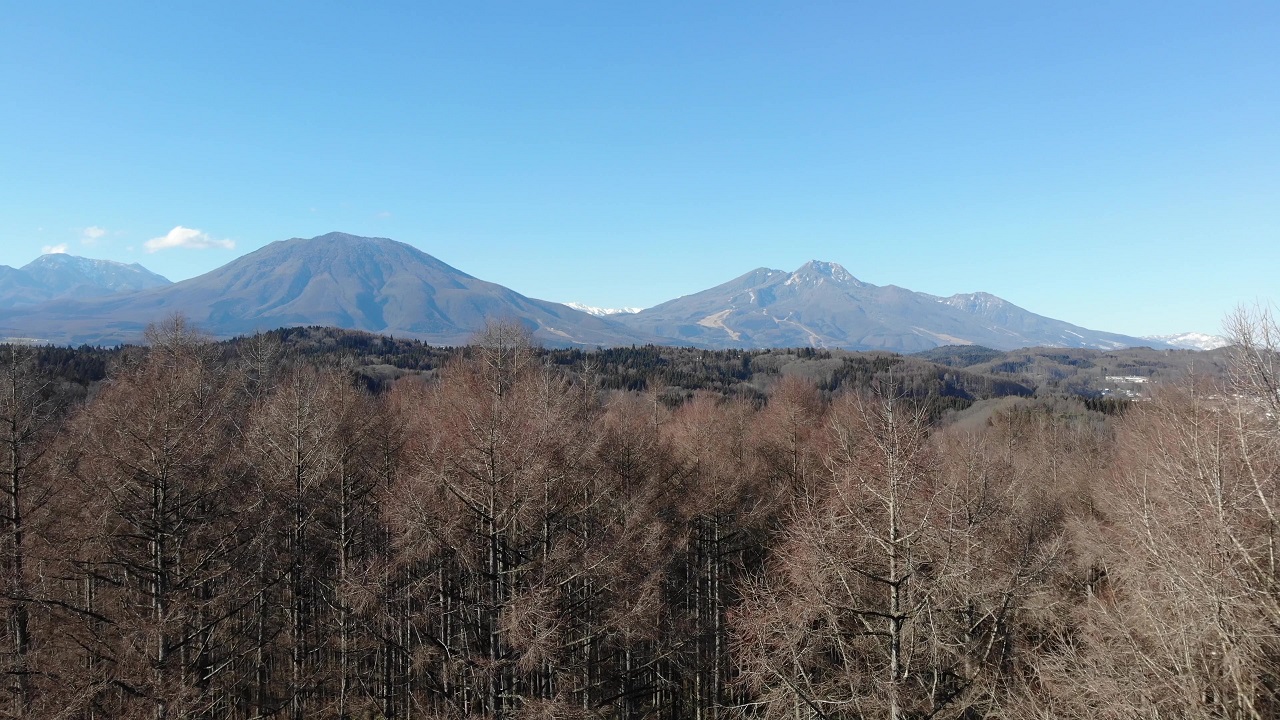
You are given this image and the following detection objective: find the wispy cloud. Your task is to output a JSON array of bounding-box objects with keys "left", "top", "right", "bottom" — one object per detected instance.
[
  {"left": 42, "top": 244, "right": 69, "bottom": 254},
  {"left": 144, "top": 226, "right": 234, "bottom": 253},
  {"left": 82, "top": 226, "right": 108, "bottom": 244}
]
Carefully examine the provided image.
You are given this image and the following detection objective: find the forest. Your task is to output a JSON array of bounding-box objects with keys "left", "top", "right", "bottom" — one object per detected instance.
[{"left": 2, "top": 310, "right": 1278, "bottom": 720}]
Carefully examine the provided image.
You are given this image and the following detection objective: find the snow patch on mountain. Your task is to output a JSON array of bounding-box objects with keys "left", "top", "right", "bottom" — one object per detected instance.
[
  {"left": 563, "top": 302, "right": 642, "bottom": 317},
  {"left": 1144, "top": 332, "right": 1230, "bottom": 351}
]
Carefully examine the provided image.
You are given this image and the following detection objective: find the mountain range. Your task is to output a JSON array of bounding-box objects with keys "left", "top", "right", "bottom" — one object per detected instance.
[
  {"left": 0, "top": 232, "right": 1200, "bottom": 351},
  {"left": 614, "top": 260, "right": 1161, "bottom": 353}
]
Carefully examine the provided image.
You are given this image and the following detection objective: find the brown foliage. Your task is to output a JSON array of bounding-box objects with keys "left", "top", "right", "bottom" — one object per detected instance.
[{"left": 12, "top": 313, "right": 1280, "bottom": 719}]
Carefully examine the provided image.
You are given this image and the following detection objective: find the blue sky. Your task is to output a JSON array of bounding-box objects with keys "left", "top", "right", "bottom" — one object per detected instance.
[{"left": 2, "top": 2, "right": 1276, "bottom": 337}]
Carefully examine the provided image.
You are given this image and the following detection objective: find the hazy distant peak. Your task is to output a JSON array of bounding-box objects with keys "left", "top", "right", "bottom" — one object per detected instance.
[
  {"left": 0, "top": 252, "right": 170, "bottom": 310},
  {"left": 21, "top": 253, "right": 171, "bottom": 287}
]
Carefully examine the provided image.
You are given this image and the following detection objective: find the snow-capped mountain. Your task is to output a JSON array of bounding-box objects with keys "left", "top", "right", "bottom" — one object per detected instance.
[
  {"left": 0, "top": 253, "right": 171, "bottom": 309},
  {"left": 22, "top": 254, "right": 171, "bottom": 294},
  {"left": 1143, "top": 332, "right": 1231, "bottom": 351},
  {"left": 563, "top": 302, "right": 642, "bottom": 317}
]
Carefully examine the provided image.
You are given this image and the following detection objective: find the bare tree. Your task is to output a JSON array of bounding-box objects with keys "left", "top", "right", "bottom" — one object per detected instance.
[
  {"left": 1014, "top": 367, "right": 1280, "bottom": 718},
  {"left": 385, "top": 321, "right": 616, "bottom": 717},
  {"left": 589, "top": 390, "right": 681, "bottom": 719},
  {"left": 733, "top": 388, "right": 937, "bottom": 719},
  {"left": 0, "top": 346, "right": 61, "bottom": 718},
  {"left": 63, "top": 317, "right": 254, "bottom": 719},
  {"left": 733, "top": 384, "right": 1069, "bottom": 720},
  {"left": 241, "top": 364, "right": 383, "bottom": 719},
  {"left": 753, "top": 375, "right": 825, "bottom": 503},
  {"left": 1226, "top": 303, "right": 1280, "bottom": 423}
]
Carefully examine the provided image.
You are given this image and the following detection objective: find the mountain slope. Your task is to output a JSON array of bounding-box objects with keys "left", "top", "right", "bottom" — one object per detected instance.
[
  {"left": 938, "top": 291, "right": 1167, "bottom": 350},
  {"left": 1, "top": 233, "right": 660, "bottom": 347},
  {"left": 615, "top": 261, "right": 1165, "bottom": 352},
  {"left": 0, "top": 254, "right": 171, "bottom": 309},
  {"left": 0, "top": 265, "right": 46, "bottom": 308}
]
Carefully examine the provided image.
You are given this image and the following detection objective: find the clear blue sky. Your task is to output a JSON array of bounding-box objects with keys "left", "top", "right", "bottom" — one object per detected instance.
[{"left": 2, "top": 2, "right": 1276, "bottom": 337}]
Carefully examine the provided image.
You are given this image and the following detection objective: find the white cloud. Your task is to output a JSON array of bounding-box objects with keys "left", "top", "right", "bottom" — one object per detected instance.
[
  {"left": 42, "top": 244, "right": 69, "bottom": 254},
  {"left": 144, "top": 226, "right": 235, "bottom": 253},
  {"left": 82, "top": 226, "right": 107, "bottom": 244}
]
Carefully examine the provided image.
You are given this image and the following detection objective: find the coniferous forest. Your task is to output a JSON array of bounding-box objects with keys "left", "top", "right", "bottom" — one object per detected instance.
[{"left": 3, "top": 311, "right": 1279, "bottom": 720}]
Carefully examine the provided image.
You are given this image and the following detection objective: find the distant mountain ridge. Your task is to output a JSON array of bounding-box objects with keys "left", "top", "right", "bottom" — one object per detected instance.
[
  {"left": 0, "top": 233, "right": 1203, "bottom": 351},
  {"left": 0, "top": 253, "right": 171, "bottom": 309},
  {"left": 612, "top": 260, "right": 1167, "bottom": 352}
]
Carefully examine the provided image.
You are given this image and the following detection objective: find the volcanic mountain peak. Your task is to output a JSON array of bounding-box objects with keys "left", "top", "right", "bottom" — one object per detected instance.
[{"left": 787, "top": 260, "right": 863, "bottom": 287}]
